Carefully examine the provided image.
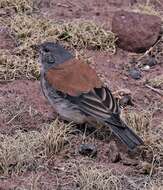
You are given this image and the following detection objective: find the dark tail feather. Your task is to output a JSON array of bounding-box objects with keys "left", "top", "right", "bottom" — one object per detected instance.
[{"left": 105, "top": 118, "right": 144, "bottom": 150}]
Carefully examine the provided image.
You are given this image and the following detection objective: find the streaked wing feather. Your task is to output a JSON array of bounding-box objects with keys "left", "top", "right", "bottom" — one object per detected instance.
[
  {"left": 105, "top": 88, "right": 119, "bottom": 113},
  {"left": 78, "top": 87, "right": 120, "bottom": 121},
  {"left": 79, "top": 101, "right": 110, "bottom": 120}
]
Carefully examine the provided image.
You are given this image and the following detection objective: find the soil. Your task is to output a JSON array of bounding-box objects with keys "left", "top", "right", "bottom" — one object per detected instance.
[{"left": 0, "top": 0, "right": 163, "bottom": 189}]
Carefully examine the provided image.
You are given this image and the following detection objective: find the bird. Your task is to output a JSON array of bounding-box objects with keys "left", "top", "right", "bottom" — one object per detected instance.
[{"left": 38, "top": 42, "right": 143, "bottom": 150}]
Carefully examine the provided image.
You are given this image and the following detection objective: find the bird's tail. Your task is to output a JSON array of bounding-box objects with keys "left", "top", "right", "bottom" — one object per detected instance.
[{"left": 105, "top": 115, "right": 144, "bottom": 150}]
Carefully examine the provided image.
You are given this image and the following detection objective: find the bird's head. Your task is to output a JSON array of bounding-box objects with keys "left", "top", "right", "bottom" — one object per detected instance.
[{"left": 38, "top": 42, "right": 73, "bottom": 72}]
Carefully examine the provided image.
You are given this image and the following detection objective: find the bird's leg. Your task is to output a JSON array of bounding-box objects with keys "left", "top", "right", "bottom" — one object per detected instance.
[
  {"left": 82, "top": 122, "right": 103, "bottom": 140},
  {"left": 81, "top": 123, "right": 88, "bottom": 142},
  {"left": 85, "top": 125, "right": 102, "bottom": 139},
  {"left": 76, "top": 123, "right": 95, "bottom": 142}
]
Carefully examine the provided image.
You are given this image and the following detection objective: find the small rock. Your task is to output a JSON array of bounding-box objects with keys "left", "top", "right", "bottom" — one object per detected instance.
[
  {"left": 143, "top": 65, "right": 150, "bottom": 71},
  {"left": 112, "top": 10, "right": 161, "bottom": 52},
  {"left": 106, "top": 141, "right": 121, "bottom": 163},
  {"left": 147, "top": 56, "right": 157, "bottom": 66},
  {"left": 119, "top": 95, "right": 134, "bottom": 107},
  {"left": 129, "top": 68, "right": 141, "bottom": 80},
  {"left": 79, "top": 144, "right": 97, "bottom": 157}
]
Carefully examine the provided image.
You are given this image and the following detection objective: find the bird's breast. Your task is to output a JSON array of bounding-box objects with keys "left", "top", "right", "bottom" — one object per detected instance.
[{"left": 41, "top": 76, "right": 87, "bottom": 124}]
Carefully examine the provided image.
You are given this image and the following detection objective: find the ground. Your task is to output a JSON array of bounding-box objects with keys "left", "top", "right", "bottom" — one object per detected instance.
[{"left": 0, "top": 0, "right": 163, "bottom": 189}]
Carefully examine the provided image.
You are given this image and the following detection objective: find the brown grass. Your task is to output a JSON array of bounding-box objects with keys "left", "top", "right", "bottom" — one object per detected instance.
[
  {"left": 122, "top": 109, "right": 163, "bottom": 171},
  {"left": 122, "top": 109, "right": 152, "bottom": 142},
  {"left": 0, "top": 0, "right": 35, "bottom": 13},
  {"left": 74, "top": 165, "right": 163, "bottom": 190},
  {"left": 43, "top": 119, "right": 74, "bottom": 156},
  {"left": 0, "top": 14, "right": 116, "bottom": 81},
  {"left": 75, "top": 166, "right": 121, "bottom": 190},
  {"left": 0, "top": 119, "right": 74, "bottom": 175},
  {"left": 0, "top": 130, "right": 43, "bottom": 175},
  {"left": 8, "top": 14, "right": 116, "bottom": 51},
  {"left": 132, "top": 1, "right": 162, "bottom": 17},
  {"left": 0, "top": 50, "right": 39, "bottom": 81},
  {"left": 149, "top": 183, "right": 163, "bottom": 190},
  {"left": 147, "top": 74, "right": 163, "bottom": 89}
]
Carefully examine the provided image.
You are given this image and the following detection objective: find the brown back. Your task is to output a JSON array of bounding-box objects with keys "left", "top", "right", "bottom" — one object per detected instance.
[{"left": 45, "top": 58, "right": 102, "bottom": 96}]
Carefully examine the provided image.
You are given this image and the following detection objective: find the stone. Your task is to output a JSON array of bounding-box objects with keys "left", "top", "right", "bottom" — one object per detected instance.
[
  {"left": 79, "top": 144, "right": 97, "bottom": 157},
  {"left": 129, "top": 68, "right": 141, "bottom": 80},
  {"left": 147, "top": 56, "right": 157, "bottom": 66},
  {"left": 112, "top": 10, "right": 161, "bottom": 53},
  {"left": 106, "top": 141, "right": 121, "bottom": 163},
  {"left": 119, "top": 94, "right": 134, "bottom": 107},
  {"left": 0, "top": 27, "right": 17, "bottom": 50},
  {"left": 143, "top": 65, "right": 150, "bottom": 71}
]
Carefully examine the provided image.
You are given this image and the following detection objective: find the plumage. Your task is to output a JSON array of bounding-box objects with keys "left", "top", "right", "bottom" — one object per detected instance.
[
  {"left": 39, "top": 42, "right": 143, "bottom": 150},
  {"left": 45, "top": 58, "right": 102, "bottom": 96}
]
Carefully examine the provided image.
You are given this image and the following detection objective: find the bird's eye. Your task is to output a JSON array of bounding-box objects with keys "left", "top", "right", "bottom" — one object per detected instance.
[{"left": 44, "top": 48, "right": 50, "bottom": 53}]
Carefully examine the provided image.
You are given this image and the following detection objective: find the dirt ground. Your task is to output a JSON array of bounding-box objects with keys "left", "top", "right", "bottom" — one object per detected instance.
[{"left": 0, "top": 0, "right": 163, "bottom": 189}]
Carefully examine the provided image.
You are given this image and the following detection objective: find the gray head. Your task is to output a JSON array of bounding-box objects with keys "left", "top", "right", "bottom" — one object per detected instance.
[{"left": 39, "top": 42, "right": 73, "bottom": 71}]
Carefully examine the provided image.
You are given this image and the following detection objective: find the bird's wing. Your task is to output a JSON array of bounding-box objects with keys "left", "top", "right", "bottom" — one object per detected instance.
[
  {"left": 76, "top": 87, "right": 123, "bottom": 127},
  {"left": 45, "top": 58, "right": 122, "bottom": 127},
  {"left": 45, "top": 58, "right": 102, "bottom": 96}
]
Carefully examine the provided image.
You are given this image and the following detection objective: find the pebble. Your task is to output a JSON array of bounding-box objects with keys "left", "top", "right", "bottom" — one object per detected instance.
[
  {"left": 79, "top": 144, "right": 97, "bottom": 157},
  {"left": 106, "top": 141, "right": 121, "bottom": 163},
  {"left": 119, "top": 95, "right": 134, "bottom": 108},
  {"left": 129, "top": 68, "right": 142, "bottom": 80},
  {"left": 147, "top": 56, "right": 157, "bottom": 66},
  {"left": 143, "top": 65, "right": 150, "bottom": 71}
]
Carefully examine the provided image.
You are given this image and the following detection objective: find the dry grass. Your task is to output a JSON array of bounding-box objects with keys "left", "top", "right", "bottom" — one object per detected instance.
[
  {"left": 0, "top": 130, "right": 43, "bottom": 175},
  {"left": 0, "top": 14, "right": 116, "bottom": 81},
  {"left": 0, "top": 0, "right": 35, "bottom": 13},
  {"left": 132, "top": 1, "right": 162, "bottom": 17},
  {"left": 122, "top": 110, "right": 152, "bottom": 143},
  {"left": 75, "top": 166, "right": 121, "bottom": 190},
  {"left": 147, "top": 75, "right": 163, "bottom": 89},
  {"left": 74, "top": 165, "right": 163, "bottom": 190},
  {"left": 143, "top": 172, "right": 163, "bottom": 190},
  {"left": 43, "top": 119, "right": 74, "bottom": 155},
  {"left": 0, "top": 119, "right": 74, "bottom": 175},
  {"left": 122, "top": 109, "right": 163, "bottom": 149},
  {"left": 0, "top": 50, "right": 39, "bottom": 81},
  {"left": 148, "top": 183, "right": 163, "bottom": 190},
  {"left": 122, "top": 109, "right": 163, "bottom": 170},
  {"left": 8, "top": 15, "right": 116, "bottom": 51}
]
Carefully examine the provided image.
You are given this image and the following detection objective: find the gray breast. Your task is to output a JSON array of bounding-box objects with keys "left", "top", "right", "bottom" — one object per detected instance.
[{"left": 41, "top": 75, "right": 87, "bottom": 124}]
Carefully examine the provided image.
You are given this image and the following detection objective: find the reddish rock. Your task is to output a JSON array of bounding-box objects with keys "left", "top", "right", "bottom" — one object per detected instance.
[
  {"left": 112, "top": 10, "right": 161, "bottom": 53},
  {"left": 0, "top": 27, "right": 17, "bottom": 50},
  {"left": 106, "top": 141, "right": 121, "bottom": 163}
]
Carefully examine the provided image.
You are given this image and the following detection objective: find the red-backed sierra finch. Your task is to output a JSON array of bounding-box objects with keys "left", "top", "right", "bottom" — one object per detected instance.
[{"left": 38, "top": 42, "right": 143, "bottom": 150}]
